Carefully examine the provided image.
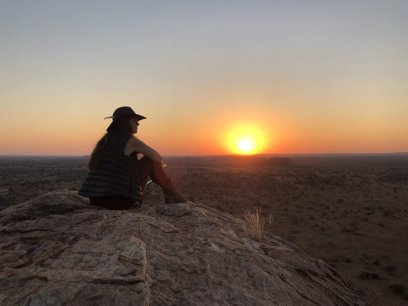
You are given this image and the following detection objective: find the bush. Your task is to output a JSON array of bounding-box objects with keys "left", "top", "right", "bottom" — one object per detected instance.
[{"left": 243, "top": 208, "right": 273, "bottom": 242}]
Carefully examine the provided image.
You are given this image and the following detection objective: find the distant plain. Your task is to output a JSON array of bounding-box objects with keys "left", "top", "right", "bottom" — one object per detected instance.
[{"left": 1, "top": 154, "right": 407, "bottom": 306}]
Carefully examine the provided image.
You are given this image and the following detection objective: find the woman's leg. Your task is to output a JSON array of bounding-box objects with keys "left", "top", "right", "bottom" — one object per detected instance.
[{"left": 139, "top": 157, "right": 186, "bottom": 203}]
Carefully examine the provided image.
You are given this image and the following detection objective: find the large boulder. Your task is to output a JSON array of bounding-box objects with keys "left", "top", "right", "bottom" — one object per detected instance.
[{"left": 0, "top": 191, "right": 364, "bottom": 305}]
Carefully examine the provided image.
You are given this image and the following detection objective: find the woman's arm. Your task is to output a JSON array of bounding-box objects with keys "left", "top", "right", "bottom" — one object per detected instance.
[{"left": 127, "top": 137, "right": 163, "bottom": 164}]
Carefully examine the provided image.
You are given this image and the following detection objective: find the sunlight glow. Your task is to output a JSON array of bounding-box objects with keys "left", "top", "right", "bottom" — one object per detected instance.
[
  {"left": 237, "top": 137, "right": 255, "bottom": 154},
  {"left": 226, "top": 124, "right": 267, "bottom": 155}
]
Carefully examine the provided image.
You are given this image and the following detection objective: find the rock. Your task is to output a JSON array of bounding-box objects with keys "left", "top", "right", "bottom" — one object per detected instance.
[
  {"left": 0, "top": 191, "right": 364, "bottom": 305},
  {"left": 358, "top": 271, "right": 381, "bottom": 280}
]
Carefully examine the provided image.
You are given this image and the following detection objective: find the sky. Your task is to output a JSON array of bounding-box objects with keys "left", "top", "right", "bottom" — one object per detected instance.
[{"left": 1, "top": 0, "right": 407, "bottom": 156}]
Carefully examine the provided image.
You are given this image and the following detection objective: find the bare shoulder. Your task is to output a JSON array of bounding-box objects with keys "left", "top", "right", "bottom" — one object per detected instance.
[
  {"left": 124, "top": 136, "right": 143, "bottom": 156},
  {"left": 126, "top": 136, "right": 150, "bottom": 151},
  {"left": 127, "top": 135, "right": 142, "bottom": 146},
  {"left": 125, "top": 136, "right": 162, "bottom": 162}
]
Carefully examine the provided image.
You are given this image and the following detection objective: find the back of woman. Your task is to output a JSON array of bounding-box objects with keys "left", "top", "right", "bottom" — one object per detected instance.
[
  {"left": 79, "top": 128, "right": 142, "bottom": 208},
  {"left": 78, "top": 106, "right": 186, "bottom": 210}
]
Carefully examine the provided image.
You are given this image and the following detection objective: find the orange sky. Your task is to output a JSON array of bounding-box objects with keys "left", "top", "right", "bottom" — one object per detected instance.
[{"left": 1, "top": 1, "right": 407, "bottom": 156}]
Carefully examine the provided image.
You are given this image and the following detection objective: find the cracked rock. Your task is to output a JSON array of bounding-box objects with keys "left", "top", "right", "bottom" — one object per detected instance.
[{"left": 0, "top": 191, "right": 364, "bottom": 305}]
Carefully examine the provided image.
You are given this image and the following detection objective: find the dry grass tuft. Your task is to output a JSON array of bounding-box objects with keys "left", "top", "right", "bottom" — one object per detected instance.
[{"left": 243, "top": 208, "right": 273, "bottom": 242}]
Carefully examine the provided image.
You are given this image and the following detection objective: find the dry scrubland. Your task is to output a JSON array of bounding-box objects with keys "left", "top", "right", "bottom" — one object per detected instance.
[{"left": 0, "top": 155, "right": 407, "bottom": 306}]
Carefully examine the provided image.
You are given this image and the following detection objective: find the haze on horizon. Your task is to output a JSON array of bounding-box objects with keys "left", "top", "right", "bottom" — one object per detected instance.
[{"left": 1, "top": 1, "right": 407, "bottom": 156}]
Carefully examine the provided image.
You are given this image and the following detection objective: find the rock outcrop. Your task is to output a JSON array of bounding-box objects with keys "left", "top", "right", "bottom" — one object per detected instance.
[{"left": 0, "top": 190, "right": 364, "bottom": 305}]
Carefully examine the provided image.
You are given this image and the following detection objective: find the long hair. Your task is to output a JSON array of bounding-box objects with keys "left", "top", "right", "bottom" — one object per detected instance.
[{"left": 87, "top": 116, "right": 133, "bottom": 170}]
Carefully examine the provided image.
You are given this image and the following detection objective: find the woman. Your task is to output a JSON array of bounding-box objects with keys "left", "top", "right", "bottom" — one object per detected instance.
[{"left": 79, "top": 106, "right": 186, "bottom": 209}]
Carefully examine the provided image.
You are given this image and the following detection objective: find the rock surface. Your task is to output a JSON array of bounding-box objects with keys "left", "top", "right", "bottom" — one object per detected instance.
[{"left": 0, "top": 190, "right": 364, "bottom": 305}]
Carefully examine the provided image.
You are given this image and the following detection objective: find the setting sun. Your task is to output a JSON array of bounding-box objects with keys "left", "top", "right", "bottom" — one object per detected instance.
[
  {"left": 237, "top": 137, "right": 255, "bottom": 154},
  {"left": 225, "top": 125, "right": 267, "bottom": 155}
]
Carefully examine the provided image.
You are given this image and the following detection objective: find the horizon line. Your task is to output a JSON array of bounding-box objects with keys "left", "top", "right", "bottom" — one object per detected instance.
[{"left": 1, "top": 152, "right": 408, "bottom": 158}]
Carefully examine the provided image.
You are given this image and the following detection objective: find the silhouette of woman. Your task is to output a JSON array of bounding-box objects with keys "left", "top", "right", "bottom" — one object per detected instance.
[{"left": 79, "top": 106, "right": 186, "bottom": 209}]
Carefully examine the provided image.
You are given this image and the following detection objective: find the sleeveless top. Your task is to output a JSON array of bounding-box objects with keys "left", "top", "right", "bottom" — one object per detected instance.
[{"left": 78, "top": 131, "right": 142, "bottom": 202}]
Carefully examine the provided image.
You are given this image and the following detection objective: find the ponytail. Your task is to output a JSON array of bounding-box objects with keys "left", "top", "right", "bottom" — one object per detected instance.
[
  {"left": 87, "top": 116, "right": 133, "bottom": 170},
  {"left": 87, "top": 133, "right": 108, "bottom": 170}
]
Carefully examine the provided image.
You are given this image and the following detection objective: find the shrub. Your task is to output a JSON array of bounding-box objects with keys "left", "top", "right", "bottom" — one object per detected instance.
[{"left": 243, "top": 208, "right": 273, "bottom": 242}]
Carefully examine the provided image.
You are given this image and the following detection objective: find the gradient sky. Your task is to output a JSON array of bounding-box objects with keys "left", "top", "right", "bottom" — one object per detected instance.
[{"left": 1, "top": 0, "right": 407, "bottom": 155}]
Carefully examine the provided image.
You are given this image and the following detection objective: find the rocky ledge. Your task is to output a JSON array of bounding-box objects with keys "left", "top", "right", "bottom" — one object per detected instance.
[{"left": 0, "top": 190, "right": 364, "bottom": 305}]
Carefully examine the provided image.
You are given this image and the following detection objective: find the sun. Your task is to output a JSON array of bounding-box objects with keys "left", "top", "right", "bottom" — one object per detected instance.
[
  {"left": 225, "top": 124, "right": 267, "bottom": 155},
  {"left": 237, "top": 137, "right": 255, "bottom": 154}
]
